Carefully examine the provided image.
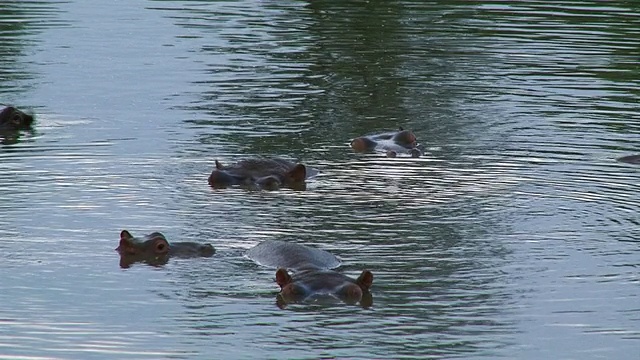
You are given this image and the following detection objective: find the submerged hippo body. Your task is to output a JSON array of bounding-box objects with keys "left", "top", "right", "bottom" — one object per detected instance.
[
  {"left": 0, "top": 106, "right": 34, "bottom": 132},
  {"left": 351, "top": 127, "right": 423, "bottom": 157},
  {"left": 247, "top": 240, "right": 373, "bottom": 308},
  {"left": 208, "top": 158, "right": 316, "bottom": 190},
  {"left": 617, "top": 154, "right": 640, "bottom": 165},
  {"left": 116, "top": 230, "right": 215, "bottom": 268},
  {"left": 247, "top": 239, "right": 341, "bottom": 270}
]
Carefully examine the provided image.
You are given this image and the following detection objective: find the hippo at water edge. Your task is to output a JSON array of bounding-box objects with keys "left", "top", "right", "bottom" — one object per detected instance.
[
  {"left": 116, "top": 230, "right": 215, "bottom": 268},
  {"left": 208, "top": 157, "right": 317, "bottom": 190},
  {"left": 246, "top": 240, "right": 373, "bottom": 308},
  {"left": 351, "top": 127, "right": 423, "bottom": 158},
  {"left": 0, "top": 106, "right": 34, "bottom": 132},
  {"left": 617, "top": 154, "right": 640, "bottom": 165}
]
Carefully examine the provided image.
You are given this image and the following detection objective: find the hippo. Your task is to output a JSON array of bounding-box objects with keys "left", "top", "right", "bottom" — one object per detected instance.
[
  {"left": 275, "top": 267, "right": 373, "bottom": 308},
  {"left": 246, "top": 240, "right": 373, "bottom": 308},
  {"left": 116, "top": 230, "right": 215, "bottom": 268},
  {"left": 0, "top": 106, "right": 34, "bottom": 132},
  {"left": 617, "top": 154, "right": 640, "bottom": 165},
  {"left": 351, "top": 127, "right": 423, "bottom": 157},
  {"left": 208, "top": 157, "right": 316, "bottom": 190}
]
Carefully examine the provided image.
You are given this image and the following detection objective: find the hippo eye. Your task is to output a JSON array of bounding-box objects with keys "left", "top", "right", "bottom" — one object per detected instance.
[
  {"left": 154, "top": 239, "right": 169, "bottom": 254},
  {"left": 11, "top": 113, "right": 22, "bottom": 125}
]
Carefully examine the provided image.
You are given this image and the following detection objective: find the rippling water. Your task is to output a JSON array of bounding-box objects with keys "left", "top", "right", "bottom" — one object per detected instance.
[{"left": 1, "top": 0, "right": 638, "bottom": 359}]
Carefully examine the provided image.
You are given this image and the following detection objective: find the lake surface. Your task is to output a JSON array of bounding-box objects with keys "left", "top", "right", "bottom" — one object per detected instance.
[{"left": 1, "top": 0, "right": 638, "bottom": 359}]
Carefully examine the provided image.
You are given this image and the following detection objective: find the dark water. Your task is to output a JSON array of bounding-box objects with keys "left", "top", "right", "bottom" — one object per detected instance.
[{"left": 1, "top": 0, "right": 639, "bottom": 359}]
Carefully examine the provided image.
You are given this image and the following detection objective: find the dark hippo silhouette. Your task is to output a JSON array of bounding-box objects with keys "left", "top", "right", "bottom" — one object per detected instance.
[
  {"left": 116, "top": 230, "right": 215, "bottom": 268},
  {"left": 246, "top": 240, "right": 373, "bottom": 308},
  {"left": 351, "top": 127, "right": 423, "bottom": 157},
  {"left": 617, "top": 154, "right": 640, "bottom": 165},
  {"left": 208, "top": 158, "right": 316, "bottom": 190},
  {"left": 0, "top": 106, "right": 34, "bottom": 132}
]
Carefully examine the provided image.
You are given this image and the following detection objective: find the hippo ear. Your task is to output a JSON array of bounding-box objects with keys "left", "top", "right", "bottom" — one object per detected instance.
[
  {"left": 215, "top": 160, "right": 224, "bottom": 170},
  {"left": 275, "top": 268, "right": 292, "bottom": 288},
  {"left": 356, "top": 270, "right": 373, "bottom": 290},
  {"left": 399, "top": 126, "right": 404, "bottom": 131},
  {"left": 120, "top": 230, "right": 133, "bottom": 240},
  {"left": 117, "top": 231, "right": 135, "bottom": 253},
  {"left": 287, "top": 164, "right": 306, "bottom": 182}
]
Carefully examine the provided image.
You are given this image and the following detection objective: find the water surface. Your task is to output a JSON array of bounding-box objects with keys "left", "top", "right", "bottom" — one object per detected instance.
[{"left": 1, "top": 1, "right": 638, "bottom": 359}]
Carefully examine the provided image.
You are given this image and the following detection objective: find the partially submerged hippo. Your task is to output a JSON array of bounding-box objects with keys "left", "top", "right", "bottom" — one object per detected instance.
[
  {"left": 275, "top": 267, "right": 373, "bottom": 308},
  {"left": 208, "top": 158, "right": 316, "bottom": 190},
  {"left": 0, "top": 106, "right": 34, "bottom": 132},
  {"left": 247, "top": 240, "right": 373, "bottom": 308},
  {"left": 617, "top": 154, "right": 640, "bottom": 165},
  {"left": 116, "top": 230, "right": 215, "bottom": 268},
  {"left": 351, "top": 127, "right": 423, "bottom": 157}
]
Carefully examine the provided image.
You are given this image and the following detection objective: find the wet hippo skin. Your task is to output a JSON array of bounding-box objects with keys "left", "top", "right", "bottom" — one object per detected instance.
[
  {"left": 275, "top": 267, "right": 373, "bottom": 308},
  {"left": 116, "top": 230, "right": 215, "bottom": 268},
  {"left": 208, "top": 157, "right": 316, "bottom": 190},
  {"left": 247, "top": 239, "right": 373, "bottom": 308},
  {"left": 617, "top": 154, "right": 640, "bottom": 165},
  {"left": 350, "top": 127, "right": 423, "bottom": 157},
  {"left": 246, "top": 239, "right": 341, "bottom": 270}
]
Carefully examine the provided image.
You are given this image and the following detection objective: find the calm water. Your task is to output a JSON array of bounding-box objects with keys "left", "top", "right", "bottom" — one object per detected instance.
[{"left": 1, "top": 0, "right": 639, "bottom": 359}]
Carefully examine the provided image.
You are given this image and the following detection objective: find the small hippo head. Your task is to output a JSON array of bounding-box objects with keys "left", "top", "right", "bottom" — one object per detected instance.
[
  {"left": 275, "top": 268, "right": 373, "bottom": 308},
  {"left": 351, "top": 127, "right": 419, "bottom": 154},
  {"left": 0, "top": 106, "right": 34, "bottom": 132},
  {"left": 117, "top": 230, "right": 170, "bottom": 256},
  {"left": 350, "top": 137, "right": 378, "bottom": 152},
  {"left": 392, "top": 127, "right": 417, "bottom": 148},
  {"left": 116, "top": 230, "right": 215, "bottom": 268},
  {"left": 208, "top": 159, "right": 307, "bottom": 190}
]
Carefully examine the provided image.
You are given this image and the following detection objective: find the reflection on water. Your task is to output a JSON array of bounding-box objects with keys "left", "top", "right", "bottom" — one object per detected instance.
[{"left": 1, "top": 0, "right": 639, "bottom": 359}]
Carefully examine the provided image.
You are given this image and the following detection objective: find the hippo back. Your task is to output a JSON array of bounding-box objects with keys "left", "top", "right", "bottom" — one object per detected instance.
[
  {"left": 247, "top": 240, "right": 341, "bottom": 270},
  {"left": 617, "top": 154, "right": 640, "bottom": 165}
]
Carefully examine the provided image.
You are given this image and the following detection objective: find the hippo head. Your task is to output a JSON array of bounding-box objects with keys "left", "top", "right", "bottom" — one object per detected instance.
[
  {"left": 275, "top": 268, "right": 373, "bottom": 308},
  {"left": 116, "top": 230, "right": 215, "bottom": 268},
  {"left": 209, "top": 159, "right": 307, "bottom": 190},
  {"left": 116, "top": 230, "right": 170, "bottom": 268},
  {"left": 0, "top": 106, "right": 34, "bottom": 132},
  {"left": 392, "top": 128, "right": 417, "bottom": 148},
  {"left": 350, "top": 137, "right": 378, "bottom": 152},
  {"left": 117, "top": 230, "right": 170, "bottom": 256}
]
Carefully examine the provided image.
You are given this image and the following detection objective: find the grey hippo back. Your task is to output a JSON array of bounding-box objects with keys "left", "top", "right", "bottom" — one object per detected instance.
[{"left": 246, "top": 240, "right": 341, "bottom": 270}]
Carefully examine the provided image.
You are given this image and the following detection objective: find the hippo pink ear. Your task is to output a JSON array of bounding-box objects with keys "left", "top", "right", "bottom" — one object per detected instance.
[
  {"left": 275, "top": 268, "right": 292, "bottom": 288},
  {"left": 215, "top": 160, "right": 224, "bottom": 170},
  {"left": 287, "top": 164, "right": 306, "bottom": 182},
  {"left": 356, "top": 270, "right": 373, "bottom": 290}
]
